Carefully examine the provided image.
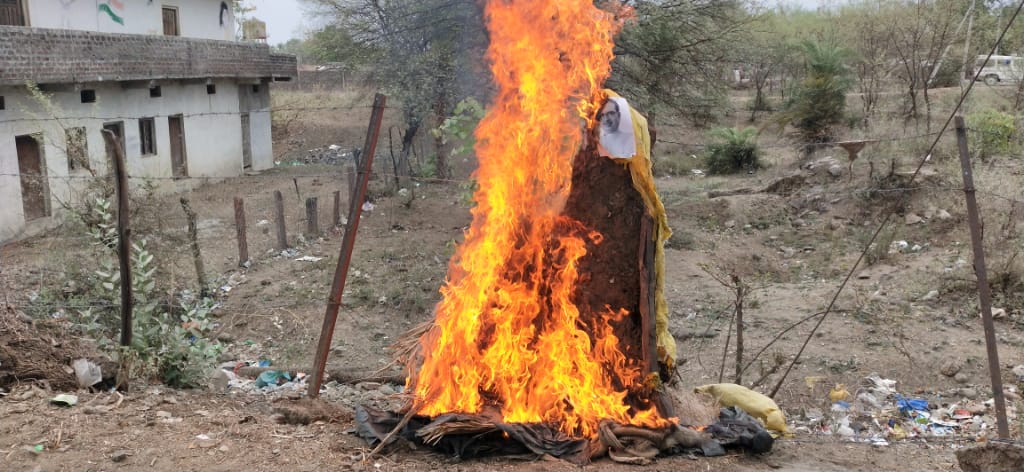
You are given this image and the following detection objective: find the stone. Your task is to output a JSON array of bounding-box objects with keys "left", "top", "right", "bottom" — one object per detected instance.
[
  {"left": 724, "top": 220, "right": 736, "bottom": 229},
  {"left": 957, "top": 442, "right": 1024, "bottom": 472},
  {"left": 111, "top": 450, "right": 131, "bottom": 463},
  {"left": 958, "top": 388, "right": 978, "bottom": 400},
  {"left": 919, "top": 290, "right": 939, "bottom": 301},
  {"left": 905, "top": 213, "right": 923, "bottom": 225},
  {"left": 208, "top": 369, "right": 229, "bottom": 393},
  {"left": 936, "top": 209, "right": 952, "bottom": 220},
  {"left": 1012, "top": 364, "right": 1024, "bottom": 382},
  {"left": 923, "top": 206, "right": 937, "bottom": 219},
  {"left": 954, "top": 372, "right": 970, "bottom": 384},
  {"left": 940, "top": 359, "right": 962, "bottom": 377},
  {"left": 966, "top": 403, "right": 988, "bottom": 415}
]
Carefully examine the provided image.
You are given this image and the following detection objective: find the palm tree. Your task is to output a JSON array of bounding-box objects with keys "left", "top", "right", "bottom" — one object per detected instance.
[{"left": 777, "top": 40, "right": 853, "bottom": 147}]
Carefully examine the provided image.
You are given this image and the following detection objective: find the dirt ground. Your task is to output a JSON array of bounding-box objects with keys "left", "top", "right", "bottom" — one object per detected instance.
[{"left": 2, "top": 86, "right": 1023, "bottom": 470}]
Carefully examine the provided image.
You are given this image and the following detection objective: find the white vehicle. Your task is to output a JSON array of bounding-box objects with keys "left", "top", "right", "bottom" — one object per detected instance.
[{"left": 974, "top": 55, "right": 1024, "bottom": 85}]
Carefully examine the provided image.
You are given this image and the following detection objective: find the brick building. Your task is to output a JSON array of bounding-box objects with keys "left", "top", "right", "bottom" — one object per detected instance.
[{"left": 0, "top": 0, "right": 296, "bottom": 242}]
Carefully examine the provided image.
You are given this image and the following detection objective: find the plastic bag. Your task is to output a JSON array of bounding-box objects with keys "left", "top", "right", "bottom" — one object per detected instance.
[{"left": 694, "top": 383, "right": 788, "bottom": 434}]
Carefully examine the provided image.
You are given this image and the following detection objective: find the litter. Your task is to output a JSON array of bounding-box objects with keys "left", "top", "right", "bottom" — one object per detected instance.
[
  {"left": 50, "top": 394, "right": 78, "bottom": 407},
  {"left": 295, "top": 256, "right": 324, "bottom": 262},
  {"left": 255, "top": 370, "right": 291, "bottom": 388},
  {"left": 72, "top": 358, "right": 102, "bottom": 388},
  {"left": 694, "top": 383, "right": 788, "bottom": 434}
]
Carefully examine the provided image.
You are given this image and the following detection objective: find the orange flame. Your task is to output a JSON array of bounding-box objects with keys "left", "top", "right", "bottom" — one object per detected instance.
[{"left": 412, "top": 0, "right": 667, "bottom": 438}]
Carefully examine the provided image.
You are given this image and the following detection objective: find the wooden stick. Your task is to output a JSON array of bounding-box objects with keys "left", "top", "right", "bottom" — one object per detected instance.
[
  {"left": 273, "top": 190, "right": 288, "bottom": 250},
  {"left": 306, "top": 197, "right": 319, "bottom": 236},
  {"left": 332, "top": 191, "right": 341, "bottom": 228},
  {"left": 233, "top": 197, "right": 249, "bottom": 266},
  {"left": 101, "top": 130, "right": 132, "bottom": 348},
  {"left": 732, "top": 274, "right": 744, "bottom": 385},
  {"left": 955, "top": 115, "right": 1010, "bottom": 439},
  {"left": 308, "top": 93, "right": 387, "bottom": 398},
  {"left": 180, "top": 197, "right": 209, "bottom": 297},
  {"left": 347, "top": 157, "right": 357, "bottom": 211}
]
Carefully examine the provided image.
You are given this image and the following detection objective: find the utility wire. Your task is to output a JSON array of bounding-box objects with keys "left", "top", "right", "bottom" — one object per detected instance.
[{"left": 768, "top": 0, "right": 1024, "bottom": 398}]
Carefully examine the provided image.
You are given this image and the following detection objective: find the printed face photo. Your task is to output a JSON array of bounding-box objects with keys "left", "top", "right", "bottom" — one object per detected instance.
[{"left": 599, "top": 100, "right": 620, "bottom": 133}]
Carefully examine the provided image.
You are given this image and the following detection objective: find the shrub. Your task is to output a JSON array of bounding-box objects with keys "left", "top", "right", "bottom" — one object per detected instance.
[
  {"left": 776, "top": 40, "right": 853, "bottom": 144},
  {"left": 967, "top": 109, "right": 1016, "bottom": 160},
  {"left": 71, "top": 198, "right": 221, "bottom": 388},
  {"left": 704, "top": 127, "right": 762, "bottom": 174}
]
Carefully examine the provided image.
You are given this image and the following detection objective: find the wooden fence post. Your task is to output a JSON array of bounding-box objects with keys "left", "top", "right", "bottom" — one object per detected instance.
[
  {"left": 332, "top": 191, "right": 341, "bottom": 228},
  {"left": 347, "top": 151, "right": 358, "bottom": 210},
  {"left": 309, "top": 93, "right": 387, "bottom": 397},
  {"left": 273, "top": 190, "right": 288, "bottom": 250},
  {"left": 101, "top": 129, "right": 133, "bottom": 349},
  {"left": 955, "top": 115, "right": 1010, "bottom": 439},
  {"left": 180, "top": 197, "right": 209, "bottom": 297},
  {"left": 306, "top": 197, "right": 319, "bottom": 236},
  {"left": 234, "top": 197, "right": 249, "bottom": 266}
]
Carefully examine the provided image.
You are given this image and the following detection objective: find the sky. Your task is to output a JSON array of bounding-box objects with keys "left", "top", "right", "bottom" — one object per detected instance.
[{"left": 250, "top": 0, "right": 833, "bottom": 45}]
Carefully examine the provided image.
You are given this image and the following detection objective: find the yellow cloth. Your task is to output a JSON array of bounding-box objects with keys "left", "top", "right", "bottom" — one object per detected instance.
[{"left": 602, "top": 90, "right": 676, "bottom": 371}]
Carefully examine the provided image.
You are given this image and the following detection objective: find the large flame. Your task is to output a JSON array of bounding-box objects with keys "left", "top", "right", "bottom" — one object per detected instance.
[{"left": 412, "top": 0, "right": 667, "bottom": 438}]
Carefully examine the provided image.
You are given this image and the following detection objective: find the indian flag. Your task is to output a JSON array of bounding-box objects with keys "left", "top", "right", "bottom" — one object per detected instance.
[{"left": 99, "top": 0, "right": 125, "bottom": 25}]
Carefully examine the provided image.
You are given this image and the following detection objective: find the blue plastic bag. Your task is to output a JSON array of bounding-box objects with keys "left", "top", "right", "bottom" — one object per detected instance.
[
  {"left": 255, "top": 370, "right": 291, "bottom": 388},
  {"left": 896, "top": 395, "right": 928, "bottom": 414}
]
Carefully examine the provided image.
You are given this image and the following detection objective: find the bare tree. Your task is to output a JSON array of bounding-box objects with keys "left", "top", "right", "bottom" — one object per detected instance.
[
  {"left": 301, "top": 0, "right": 487, "bottom": 182},
  {"left": 884, "top": 0, "right": 965, "bottom": 130}
]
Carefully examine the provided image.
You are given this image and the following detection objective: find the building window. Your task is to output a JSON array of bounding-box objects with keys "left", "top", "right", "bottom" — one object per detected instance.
[
  {"left": 139, "top": 118, "right": 156, "bottom": 156},
  {"left": 0, "top": 96, "right": 4, "bottom": 110},
  {"left": 80, "top": 90, "right": 96, "bottom": 103},
  {"left": 149, "top": 86, "right": 162, "bottom": 98},
  {"left": 66, "top": 127, "right": 89, "bottom": 172},
  {"left": 162, "top": 6, "right": 180, "bottom": 36},
  {"left": 251, "top": 84, "right": 260, "bottom": 93},
  {"left": 206, "top": 84, "right": 217, "bottom": 95}
]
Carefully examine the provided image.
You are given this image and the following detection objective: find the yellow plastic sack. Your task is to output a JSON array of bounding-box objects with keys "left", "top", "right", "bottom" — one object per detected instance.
[
  {"left": 602, "top": 90, "right": 676, "bottom": 372},
  {"left": 694, "top": 383, "right": 789, "bottom": 434}
]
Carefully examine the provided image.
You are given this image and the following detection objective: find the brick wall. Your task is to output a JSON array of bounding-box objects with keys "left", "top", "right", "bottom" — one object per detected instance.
[{"left": 0, "top": 26, "right": 296, "bottom": 86}]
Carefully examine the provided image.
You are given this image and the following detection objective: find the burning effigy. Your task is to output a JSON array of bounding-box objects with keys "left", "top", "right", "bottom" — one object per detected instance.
[{"left": 356, "top": 0, "right": 773, "bottom": 463}]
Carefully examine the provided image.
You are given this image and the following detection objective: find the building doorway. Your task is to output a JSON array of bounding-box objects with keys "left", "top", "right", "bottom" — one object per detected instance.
[
  {"left": 16, "top": 134, "right": 50, "bottom": 221},
  {"left": 0, "top": 0, "right": 26, "bottom": 26},
  {"left": 240, "top": 113, "right": 252, "bottom": 170},
  {"left": 168, "top": 115, "right": 188, "bottom": 177}
]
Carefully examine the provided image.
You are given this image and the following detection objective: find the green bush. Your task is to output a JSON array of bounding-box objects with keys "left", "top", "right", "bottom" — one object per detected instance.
[
  {"left": 71, "top": 198, "right": 221, "bottom": 388},
  {"left": 705, "top": 127, "right": 762, "bottom": 174},
  {"left": 967, "top": 109, "right": 1017, "bottom": 160},
  {"left": 776, "top": 40, "right": 853, "bottom": 144}
]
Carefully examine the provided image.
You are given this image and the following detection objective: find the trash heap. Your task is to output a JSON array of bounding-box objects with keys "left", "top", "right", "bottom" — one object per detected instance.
[
  {"left": 209, "top": 357, "right": 405, "bottom": 412},
  {"left": 300, "top": 145, "right": 355, "bottom": 165},
  {"left": 792, "top": 373, "right": 1020, "bottom": 445}
]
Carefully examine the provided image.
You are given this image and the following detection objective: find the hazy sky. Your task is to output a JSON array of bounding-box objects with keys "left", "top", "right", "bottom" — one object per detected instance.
[
  {"left": 250, "top": 0, "right": 831, "bottom": 45},
  {"left": 248, "top": 0, "right": 308, "bottom": 45}
]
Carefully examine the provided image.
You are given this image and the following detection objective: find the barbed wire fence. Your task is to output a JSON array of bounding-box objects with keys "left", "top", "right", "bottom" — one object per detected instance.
[{"left": 2, "top": 75, "right": 1024, "bottom": 439}]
